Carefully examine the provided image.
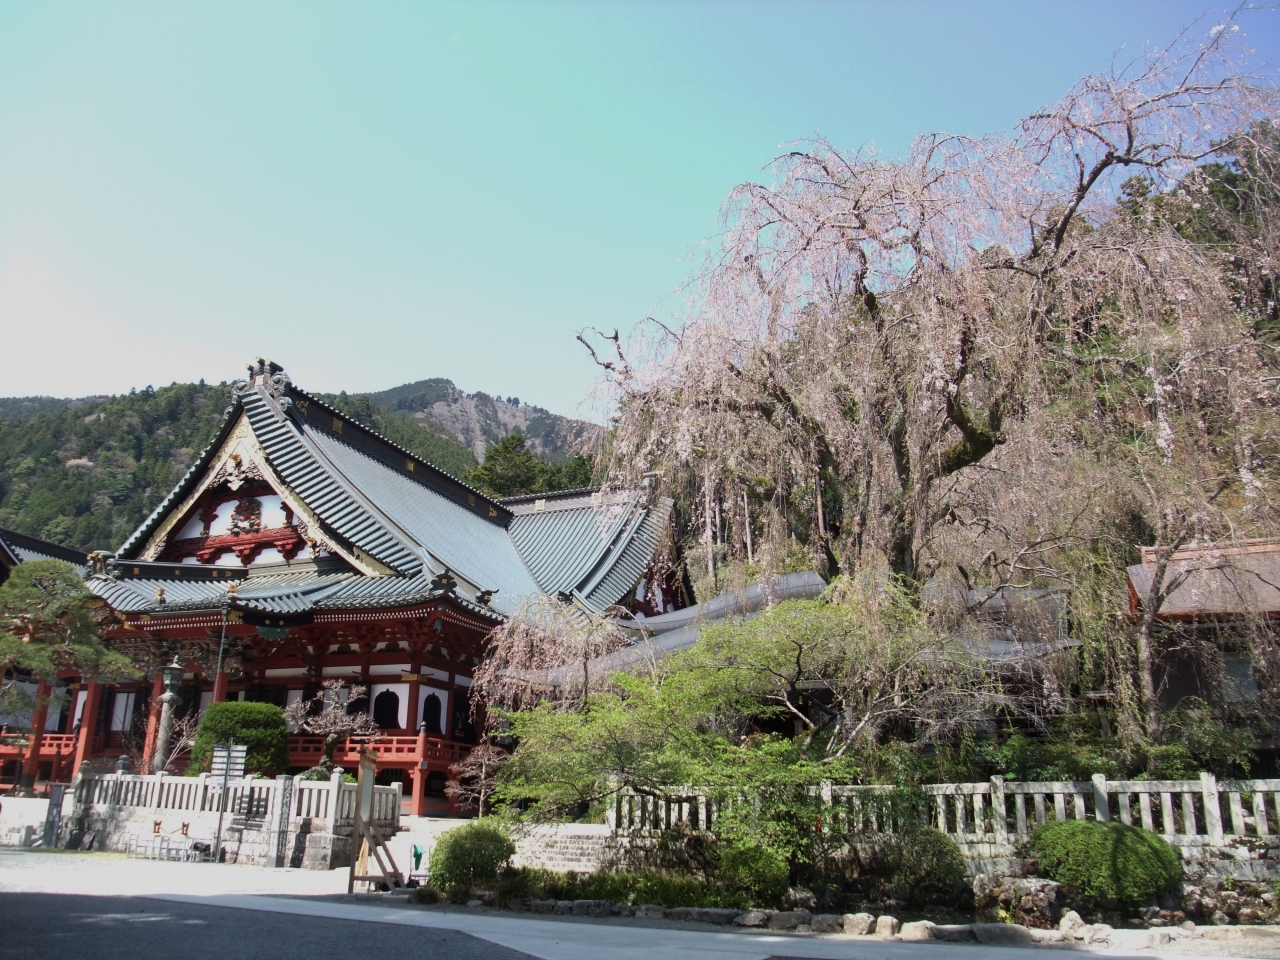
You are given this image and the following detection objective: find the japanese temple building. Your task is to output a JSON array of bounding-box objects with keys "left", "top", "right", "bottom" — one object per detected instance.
[{"left": 2, "top": 360, "right": 677, "bottom": 815}]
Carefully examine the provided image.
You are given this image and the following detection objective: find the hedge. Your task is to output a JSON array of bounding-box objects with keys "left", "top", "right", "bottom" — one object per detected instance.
[
  {"left": 189, "top": 701, "right": 290, "bottom": 775},
  {"left": 1030, "top": 819, "right": 1181, "bottom": 907}
]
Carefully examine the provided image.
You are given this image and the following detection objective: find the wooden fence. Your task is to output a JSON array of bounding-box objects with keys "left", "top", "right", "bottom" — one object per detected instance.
[{"left": 609, "top": 773, "right": 1280, "bottom": 851}]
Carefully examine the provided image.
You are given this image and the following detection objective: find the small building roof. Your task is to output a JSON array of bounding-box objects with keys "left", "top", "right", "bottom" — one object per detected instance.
[
  {"left": 1127, "top": 538, "right": 1280, "bottom": 621},
  {"left": 0, "top": 527, "right": 89, "bottom": 578}
]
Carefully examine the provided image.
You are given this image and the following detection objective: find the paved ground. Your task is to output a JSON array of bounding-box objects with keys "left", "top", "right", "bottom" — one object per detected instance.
[
  {"left": 1, "top": 848, "right": 1276, "bottom": 960},
  {"left": 0, "top": 893, "right": 536, "bottom": 960}
]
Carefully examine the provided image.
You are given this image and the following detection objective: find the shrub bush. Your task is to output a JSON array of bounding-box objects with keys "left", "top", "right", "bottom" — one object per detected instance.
[
  {"left": 189, "top": 701, "right": 290, "bottom": 775},
  {"left": 890, "top": 826, "right": 968, "bottom": 905},
  {"left": 718, "top": 842, "right": 790, "bottom": 903},
  {"left": 1030, "top": 819, "right": 1181, "bottom": 908},
  {"left": 409, "top": 884, "right": 443, "bottom": 904},
  {"left": 429, "top": 822, "right": 516, "bottom": 893}
]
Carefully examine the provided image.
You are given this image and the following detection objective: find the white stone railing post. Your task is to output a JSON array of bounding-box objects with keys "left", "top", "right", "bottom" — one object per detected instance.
[
  {"left": 327, "top": 771, "right": 343, "bottom": 833},
  {"left": 990, "top": 776, "right": 1008, "bottom": 846},
  {"left": 1092, "top": 773, "right": 1110, "bottom": 822},
  {"left": 1201, "top": 772, "right": 1224, "bottom": 845},
  {"left": 152, "top": 772, "right": 166, "bottom": 811}
]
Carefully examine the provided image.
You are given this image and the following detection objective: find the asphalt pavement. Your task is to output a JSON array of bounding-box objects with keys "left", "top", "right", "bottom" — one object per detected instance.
[{"left": 0, "top": 892, "right": 538, "bottom": 960}]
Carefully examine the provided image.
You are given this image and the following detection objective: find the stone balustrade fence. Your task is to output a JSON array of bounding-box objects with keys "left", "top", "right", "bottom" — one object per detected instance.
[{"left": 609, "top": 773, "right": 1280, "bottom": 855}]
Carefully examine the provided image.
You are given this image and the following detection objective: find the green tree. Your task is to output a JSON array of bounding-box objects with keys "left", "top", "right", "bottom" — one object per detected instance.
[
  {"left": 0, "top": 560, "right": 134, "bottom": 717},
  {"left": 190, "top": 701, "right": 290, "bottom": 775},
  {"left": 466, "top": 433, "right": 545, "bottom": 497}
]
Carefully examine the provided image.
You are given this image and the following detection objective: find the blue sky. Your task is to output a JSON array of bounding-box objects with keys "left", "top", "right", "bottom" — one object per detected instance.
[{"left": 1, "top": 2, "right": 1276, "bottom": 419}]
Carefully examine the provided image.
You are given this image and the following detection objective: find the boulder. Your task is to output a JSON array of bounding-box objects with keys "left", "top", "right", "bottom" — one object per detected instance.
[
  {"left": 665, "top": 907, "right": 695, "bottom": 922},
  {"left": 900, "top": 921, "right": 935, "bottom": 941},
  {"left": 973, "top": 923, "right": 1035, "bottom": 945},
  {"left": 843, "top": 912, "right": 875, "bottom": 936},
  {"left": 734, "top": 910, "right": 770, "bottom": 927},
  {"left": 1148, "top": 929, "right": 1172, "bottom": 948},
  {"left": 769, "top": 910, "right": 811, "bottom": 931},
  {"left": 1059, "top": 909, "right": 1085, "bottom": 937},
  {"left": 809, "top": 914, "right": 844, "bottom": 934},
  {"left": 635, "top": 904, "right": 665, "bottom": 921},
  {"left": 1084, "top": 924, "right": 1113, "bottom": 945},
  {"left": 973, "top": 874, "right": 1062, "bottom": 929},
  {"left": 875, "top": 915, "right": 900, "bottom": 937},
  {"left": 692, "top": 908, "right": 740, "bottom": 925},
  {"left": 554, "top": 900, "right": 574, "bottom": 915},
  {"left": 530, "top": 899, "right": 557, "bottom": 914},
  {"left": 466, "top": 899, "right": 484, "bottom": 908}
]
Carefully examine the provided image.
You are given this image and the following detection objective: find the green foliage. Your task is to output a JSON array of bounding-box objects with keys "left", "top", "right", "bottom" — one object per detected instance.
[
  {"left": 428, "top": 821, "right": 516, "bottom": 893},
  {"left": 409, "top": 884, "right": 443, "bottom": 905},
  {"left": 1030, "top": 819, "right": 1181, "bottom": 908},
  {"left": 494, "top": 866, "right": 744, "bottom": 909},
  {"left": 465, "top": 433, "right": 593, "bottom": 498},
  {"left": 189, "top": 701, "right": 290, "bottom": 775},
  {"left": 0, "top": 560, "right": 135, "bottom": 715},
  {"left": 0, "top": 382, "right": 234, "bottom": 550},
  {"left": 883, "top": 827, "right": 968, "bottom": 906},
  {"left": 718, "top": 842, "right": 790, "bottom": 903}
]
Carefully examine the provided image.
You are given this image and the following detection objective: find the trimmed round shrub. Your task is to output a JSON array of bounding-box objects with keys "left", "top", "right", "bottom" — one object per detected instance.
[
  {"left": 719, "top": 842, "right": 790, "bottom": 903},
  {"left": 1030, "top": 819, "right": 1181, "bottom": 907},
  {"left": 429, "top": 821, "right": 516, "bottom": 893},
  {"left": 889, "top": 826, "right": 968, "bottom": 905},
  {"left": 190, "top": 701, "right": 290, "bottom": 775}
]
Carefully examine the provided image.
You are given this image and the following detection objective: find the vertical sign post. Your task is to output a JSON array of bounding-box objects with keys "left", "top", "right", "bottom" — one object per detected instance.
[
  {"left": 210, "top": 740, "right": 246, "bottom": 864},
  {"left": 42, "top": 784, "right": 66, "bottom": 849}
]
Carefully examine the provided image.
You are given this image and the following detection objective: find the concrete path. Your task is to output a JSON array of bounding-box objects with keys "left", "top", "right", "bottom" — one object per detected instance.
[{"left": 0, "top": 849, "right": 1272, "bottom": 960}]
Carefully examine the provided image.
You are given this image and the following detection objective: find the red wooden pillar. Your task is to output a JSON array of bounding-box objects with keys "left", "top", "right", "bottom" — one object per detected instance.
[
  {"left": 211, "top": 670, "right": 229, "bottom": 703},
  {"left": 141, "top": 673, "right": 164, "bottom": 773},
  {"left": 18, "top": 678, "right": 51, "bottom": 793},
  {"left": 411, "top": 725, "right": 428, "bottom": 817},
  {"left": 406, "top": 663, "right": 421, "bottom": 733},
  {"left": 71, "top": 680, "right": 103, "bottom": 777}
]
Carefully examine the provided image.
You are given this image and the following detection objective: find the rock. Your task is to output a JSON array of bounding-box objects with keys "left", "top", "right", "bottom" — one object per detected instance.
[
  {"left": 843, "top": 912, "right": 875, "bottom": 935},
  {"left": 1148, "top": 929, "right": 1172, "bottom": 948},
  {"left": 875, "top": 915, "right": 900, "bottom": 937},
  {"left": 588, "top": 900, "right": 612, "bottom": 918},
  {"left": 614, "top": 903, "right": 635, "bottom": 917},
  {"left": 505, "top": 898, "right": 528, "bottom": 911},
  {"left": 530, "top": 899, "right": 557, "bottom": 914},
  {"left": 933, "top": 924, "right": 977, "bottom": 942},
  {"left": 635, "top": 904, "right": 665, "bottom": 921},
  {"left": 972, "top": 923, "right": 1035, "bottom": 945},
  {"left": 571, "top": 900, "right": 592, "bottom": 916},
  {"left": 809, "top": 914, "right": 844, "bottom": 934},
  {"left": 466, "top": 899, "right": 484, "bottom": 907},
  {"left": 1084, "top": 923, "right": 1113, "bottom": 945},
  {"left": 769, "top": 910, "right": 811, "bottom": 931},
  {"left": 1212, "top": 911, "right": 1231, "bottom": 926},
  {"left": 1239, "top": 907, "right": 1263, "bottom": 923},
  {"left": 1030, "top": 929, "right": 1065, "bottom": 943},
  {"left": 554, "top": 900, "right": 574, "bottom": 915},
  {"left": 734, "top": 910, "right": 770, "bottom": 927},
  {"left": 1060, "top": 910, "right": 1085, "bottom": 936},
  {"left": 1181, "top": 920, "right": 1197, "bottom": 933},
  {"left": 665, "top": 907, "right": 695, "bottom": 921},
  {"left": 973, "top": 873, "right": 1063, "bottom": 929},
  {"left": 692, "top": 908, "right": 740, "bottom": 925},
  {"left": 900, "top": 921, "right": 935, "bottom": 941}
]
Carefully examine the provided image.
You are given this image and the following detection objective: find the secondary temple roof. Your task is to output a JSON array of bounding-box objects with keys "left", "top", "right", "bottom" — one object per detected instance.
[{"left": 86, "top": 360, "right": 672, "bottom": 621}]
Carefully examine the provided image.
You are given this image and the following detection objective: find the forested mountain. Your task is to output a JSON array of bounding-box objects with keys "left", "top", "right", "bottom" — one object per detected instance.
[
  {"left": 367, "top": 378, "right": 601, "bottom": 463},
  {"left": 0, "top": 376, "right": 597, "bottom": 552}
]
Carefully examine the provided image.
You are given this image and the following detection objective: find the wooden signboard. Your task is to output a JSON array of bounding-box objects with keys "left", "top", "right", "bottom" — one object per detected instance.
[{"left": 347, "top": 749, "right": 404, "bottom": 893}]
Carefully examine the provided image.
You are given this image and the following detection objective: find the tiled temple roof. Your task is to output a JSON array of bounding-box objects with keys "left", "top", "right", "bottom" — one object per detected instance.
[
  {"left": 91, "top": 360, "right": 669, "bottom": 622},
  {"left": 0, "top": 527, "right": 90, "bottom": 576}
]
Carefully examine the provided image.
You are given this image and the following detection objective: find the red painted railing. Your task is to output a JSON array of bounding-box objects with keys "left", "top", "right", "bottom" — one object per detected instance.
[{"left": 287, "top": 734, "right": 471, "bottom": 769}]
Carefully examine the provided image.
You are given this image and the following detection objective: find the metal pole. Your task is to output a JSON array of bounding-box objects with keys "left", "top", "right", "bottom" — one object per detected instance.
[{"left": 212, "top": 738, "right": 233, "bottom": 865}]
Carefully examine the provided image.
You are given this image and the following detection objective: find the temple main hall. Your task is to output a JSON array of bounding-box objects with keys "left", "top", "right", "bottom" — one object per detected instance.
[{"left": 1, "top": 360, "right": 680, "bottom": 816}]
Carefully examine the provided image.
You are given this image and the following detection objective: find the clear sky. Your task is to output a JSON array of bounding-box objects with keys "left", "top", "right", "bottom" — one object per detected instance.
[{"left": 1, "top": 2, "right": 1276, "bottom": 419}]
